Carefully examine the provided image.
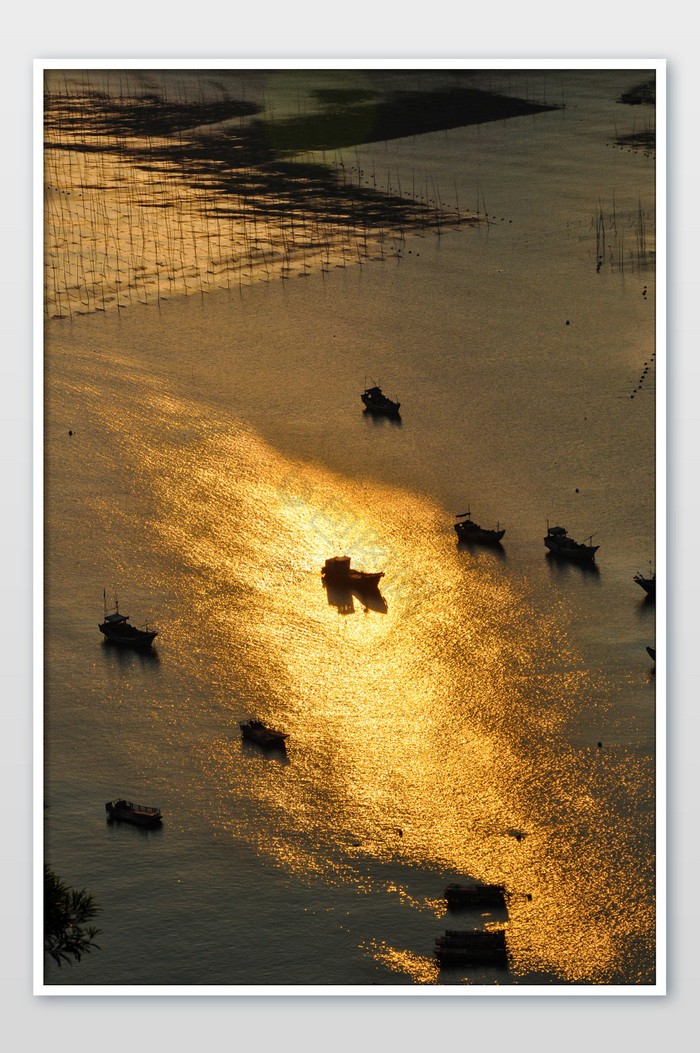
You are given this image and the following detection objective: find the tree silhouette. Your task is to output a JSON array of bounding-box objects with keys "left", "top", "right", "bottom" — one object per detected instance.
[{"left": 44, "top": 865, "right": 101, "bottom": 967}]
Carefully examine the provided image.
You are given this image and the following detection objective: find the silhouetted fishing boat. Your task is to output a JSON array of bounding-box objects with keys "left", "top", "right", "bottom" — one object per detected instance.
[
  {"left": 646, "top": 646, "right": 656, "bottom": 661},
  {"left": 544, "top": 525, "right": 598, "bottom": 562},
  {"left": 98, "top": 592, "right": 158, "bottom": 648},
  {"left": 361, "top": 385, "right": 401, "bottom": 417},
  {"left": 454, "top": 510, "right": 505, "bottom": 546},
  {"left": 434, "top": 928, "right": 507, "bottom": 964},
  {"left": 106, "top": 799, "right": 162, "bottom": 828},
  {"left": 240, "top": 719, "right": 288, "bottom": 750},
  {"left": 443, "top": 882, "right": 507, "bottom": 909},
  {"left": 634, "top": 570, "right": 656, "bottom": 598},
  {"left": 321, "top": 556, "right": 384, "bottom": 590}
]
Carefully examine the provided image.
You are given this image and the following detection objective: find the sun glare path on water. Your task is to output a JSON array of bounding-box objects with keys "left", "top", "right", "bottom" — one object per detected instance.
[{"left": 66, "top": 370, "right": 655, "bottom": 984}]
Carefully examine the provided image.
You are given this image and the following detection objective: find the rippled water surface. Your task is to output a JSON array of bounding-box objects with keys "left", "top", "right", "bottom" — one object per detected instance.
[{"left": 43, "top": 67, "right": 658, "bottom": 988}]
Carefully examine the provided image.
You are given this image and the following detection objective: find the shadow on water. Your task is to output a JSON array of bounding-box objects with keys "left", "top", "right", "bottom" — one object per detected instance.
[
  {"left": 240, "top": 739, "right": 291, "bottom": 765},
  {"left": 323, "top": 581, "right": 388, "bottom": 615},
  {"left": 101, "top": 642, "right": 161, "bottom": 666},
  {"left": 636, "top": 594, "right": 656, "bottom": 620},
  {"left": 106, "top": 818, "right": 164, "bottom": 838},
  {"left": 324, "top": 582, "right": 356, "bottom": 616},
  {"left": 363, "top": 409, "right": 402, "bottom": 427},
  {"left": 456, "top": 540, "right": 507, "bottom": 563},
  {"left": 436, "top": 955, "right": 510, "bottom": 980},
  {"left": 353, "top": 586, "right": 388, "bottom": 614},
  {"left": 545, "top": 553, "right": 600, "bottom": 578}
]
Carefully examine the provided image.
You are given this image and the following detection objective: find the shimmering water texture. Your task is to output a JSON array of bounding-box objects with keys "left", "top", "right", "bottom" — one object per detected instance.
[
  {"left": 43, "top": 68, "right": 657, "bottom": 988},
  {"left": 46, "top": 371, "right": 654, "bottom": 985}
]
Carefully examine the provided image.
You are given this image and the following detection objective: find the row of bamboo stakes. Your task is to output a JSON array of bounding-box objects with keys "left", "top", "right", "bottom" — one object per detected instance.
[{"left": 43, "top": 78, "right": 473, "bottom": 320}]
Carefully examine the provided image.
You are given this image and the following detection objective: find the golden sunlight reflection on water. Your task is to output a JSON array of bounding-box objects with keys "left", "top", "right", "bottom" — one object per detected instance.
[{"left": 80, "top": 379, "right": 655, "bottom": 983}]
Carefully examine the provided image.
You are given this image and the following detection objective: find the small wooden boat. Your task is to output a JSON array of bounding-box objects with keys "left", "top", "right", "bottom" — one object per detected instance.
[
  {"left": 454, "top": 510, "right": 505, "bottom": 546},
  {"left": 106, "top": 799, "right": 162, "bottom": 828},
  {"left": 321, "top": 556, "right": 384, "bottom": 590},
  {"left": 99, "top": 592, "right": 158, "bottom": 648},
  {"left": 544, "top": 525, "right": 598, "bottom": 562},
  {"left": 240, "top": 719, "right": 288, "bottom": 750},
  {"left": 361, "top": 385, "right": 401, "bottom": 417},
  {"left": 443, "top": 882, "right": 507, "bottom": 910}
]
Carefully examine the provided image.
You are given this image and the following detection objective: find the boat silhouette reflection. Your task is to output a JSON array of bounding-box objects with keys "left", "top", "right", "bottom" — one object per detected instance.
[
  {"left": 363, "top": 408, "right": 402, "bottom": 427},
  {"left": 324, "top": 582, "right": 356, "bottom": 616},
  {"left": 323, "top": 581, "right": 388, "bottom": 615},
  {"left": 457, "top": 539, "right": 507, "bottom": 563},
  {"left": 545, "top": 551, "right": 600, "bottom": 577},
  {"left": 101, "top": 640, "right": 160, "bottom": 665},
  {"left": 240, "top": 735, "right": 291, "bottom": 764}
]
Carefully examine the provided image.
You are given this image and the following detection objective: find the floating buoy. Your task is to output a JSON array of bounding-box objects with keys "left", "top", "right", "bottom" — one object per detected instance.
[{"left": 68, "top": 430, "right": 73, "bottom": 436}]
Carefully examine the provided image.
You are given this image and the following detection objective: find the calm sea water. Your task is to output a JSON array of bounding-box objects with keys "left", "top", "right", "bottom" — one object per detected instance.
[{"left": 43, "top": 68, "right": 657, "bottom": 988}]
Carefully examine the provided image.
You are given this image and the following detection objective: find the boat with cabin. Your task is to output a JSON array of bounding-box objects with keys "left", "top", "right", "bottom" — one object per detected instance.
[
  {"left": 321, "top": 555, "right": 384, "bottom": 591},
  {"left": 361, "top": 385, "right": 401, "bottom": 417},
  {"left": 544, "top": 525, "right": 598, "bottom": 562},
  {"left": 454, "top": 510, "right": 505, "bottom": 546},
  {"left": 98, "top": 592, "right": 158, "bottom": 648},
  {"left": 240, "top": 719, "right": 289, "bottom": 750},
  {"left": 105, "top": 799, "right": 162, "bottom": 828}
]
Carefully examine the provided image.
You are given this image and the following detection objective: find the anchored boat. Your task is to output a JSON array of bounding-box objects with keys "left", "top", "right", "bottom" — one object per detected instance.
[
  {"left": 106, "top": 799, "right": 162, "bottom": 828},
  {"left": 240, "top": 719, "right": 289, "bottom": 750},
  {"left": 454, "top": 510, "right": 505, "bottom": 546},
  {"left": 544, "top": 525, "right": 598, "bottom": 562},
  {"left": 361, "top": 385, "right": 401, "bottom": 417},
  {"left": 98, "top": 592, "right": 158, "bottom": 648},
  {"left": 321, "top": 556, "right": 384, "bottom": 590}
]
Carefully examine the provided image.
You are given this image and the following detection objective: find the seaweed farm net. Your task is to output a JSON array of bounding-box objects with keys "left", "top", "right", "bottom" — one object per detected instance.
[{"left": 43, "top": 77, "right": 475, "bottom": 319}]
